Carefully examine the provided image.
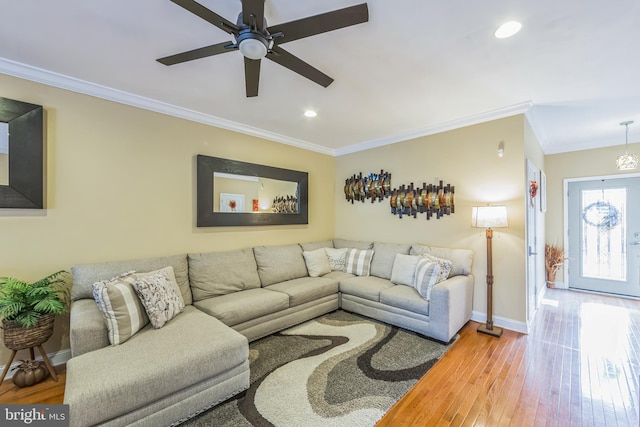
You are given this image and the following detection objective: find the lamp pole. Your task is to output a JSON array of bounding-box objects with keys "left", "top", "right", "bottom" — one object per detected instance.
[{"left": 477, "top": 227, "right": 503, "bottom": 337}]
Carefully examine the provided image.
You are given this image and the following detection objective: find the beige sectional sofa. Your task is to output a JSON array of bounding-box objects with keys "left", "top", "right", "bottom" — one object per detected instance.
[{"left": 63, "top": 239, "right": 473, "bottom": 427}]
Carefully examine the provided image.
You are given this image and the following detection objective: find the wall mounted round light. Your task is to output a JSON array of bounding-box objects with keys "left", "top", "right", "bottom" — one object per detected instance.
[
  {"left": 304, "top": 110, "right": 317, "bottom": 118},
  {"left": 497, "top": 141, "right": 505, "bottom": 157},
  {"left": 495, "top": 21, "right": 522, "bottom": 39}
]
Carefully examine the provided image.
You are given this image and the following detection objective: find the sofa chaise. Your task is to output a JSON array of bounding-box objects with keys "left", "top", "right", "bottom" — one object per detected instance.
[{"left": 63, "top": 239, "right": 474, "bottom": 427}]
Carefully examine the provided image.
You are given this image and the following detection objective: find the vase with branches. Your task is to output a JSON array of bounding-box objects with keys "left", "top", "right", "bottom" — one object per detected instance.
[{"left": 545, "top": 244, "right": 569, "bottom": 288}]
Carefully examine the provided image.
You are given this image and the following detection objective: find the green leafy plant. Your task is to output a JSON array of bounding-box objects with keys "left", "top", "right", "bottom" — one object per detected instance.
[{"left": 0, "top": 271, "right": 70, "bottom": 328}]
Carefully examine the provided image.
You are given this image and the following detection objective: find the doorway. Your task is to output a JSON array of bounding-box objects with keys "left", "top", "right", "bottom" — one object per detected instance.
[{"left": 567, "top": 176, "right": 640, "bottom": 297}]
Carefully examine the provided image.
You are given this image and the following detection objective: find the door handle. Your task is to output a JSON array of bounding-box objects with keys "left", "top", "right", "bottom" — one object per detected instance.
[{"left": 528, "top": 246, "right": 537, "bottom": 256}]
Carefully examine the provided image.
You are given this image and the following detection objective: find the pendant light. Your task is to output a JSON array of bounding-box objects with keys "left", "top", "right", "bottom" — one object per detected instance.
[{"left": 616, "top": 121, "right": 638, "bottom": 171}]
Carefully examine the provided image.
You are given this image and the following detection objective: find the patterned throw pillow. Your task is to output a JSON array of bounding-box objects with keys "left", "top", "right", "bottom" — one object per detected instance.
[
  {"left": 132, "top": 267, "right": 185, "bottom": 329},
  {"left": 413, "top": 259, "right": 441, "bottom": 300},
  {"left": 422, "top": 254, "right": 452, "bottom": 283},
  {"left": 303, "top": 248, "right": 331, "bottom": 277},
  {"left": 345, "top": 248, "right": 375, "bottom": 276},
  {"left": 324, "top": 247, "right": 348, "bottom": 271},
  {"left": 93, "top": 271, "right": 149, "bottom": 346}
]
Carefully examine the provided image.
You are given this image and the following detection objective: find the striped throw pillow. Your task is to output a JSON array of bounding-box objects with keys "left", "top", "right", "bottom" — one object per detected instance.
[
  {"left": 93, "top": 272, "right": 149, "bottom": 346},
  {"left": 413, "top": 259, "right": 441, "bottom": 300},
  {"left": 345, "top": 248, "right": 374, "bottom": 276}
]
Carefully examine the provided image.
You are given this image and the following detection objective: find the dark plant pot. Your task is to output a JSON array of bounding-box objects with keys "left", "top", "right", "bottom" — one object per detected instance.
[{"left": 2, "top": 313, "right": 55, "bottom": 351}]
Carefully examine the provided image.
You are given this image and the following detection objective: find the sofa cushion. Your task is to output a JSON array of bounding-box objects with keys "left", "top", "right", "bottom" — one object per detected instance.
[
  {"left": 371, "top": 242, "right": 412, "bottom": 279},
  {"left": 64, "top": 305, "right": 248, "bottom": 427},
  {"left": 339, "top": 276, "right": 395, "bottom": 301},
  {"left": 303, "top": 248, "right": 331, "bottom": 277},
  {"left": 322, "top": 270, "right": 355, "bottom": 280},
  {"left": 325, "top": 247, "right": 348, "bottom": 271},
  {"left": 422, "top": 254, "right": 452, "bottom": 282},
  {"left": 194, "top": 288, "right": 289, "bottom": 326},
  {"left": 254, "top": 244, "right": 309, "bottom": 286},
  {"left": 333, "top": 239, "right": 374, "bottom": 250},
  {"left": 267, "top": 277, "right": 339, "bottom": 307},
  {"left": 92, "top": 272, "right": 149, "bottom": 346},
  {"left": 188, "top": 249, "right": 261, "bottom": 301},
  {"left": 390, "top": 254, "right": 421, "bottom": 287},
  {"left": 345, "top": 248, "right": 374, "bottom": 276},
  {"left": 71, "top": 254, "right": 192, "bottom": 305},
  {"left": 410, "top": 244, "right": 473, "bottom": 277},
  {"left": 380, "top": 285, "right": 430, "bottom": 316},
  {"left": 414, "top": 259, "right": 441, "bottom": 300},
  {"left": 132, "top": 267, "right": 185, "bottom": 329},
  {"left": 299, "top": 240, "right": 334, "bottom": 251}
]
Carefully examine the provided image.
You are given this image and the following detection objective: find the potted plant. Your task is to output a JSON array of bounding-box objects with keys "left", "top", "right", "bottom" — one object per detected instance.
[
  {"left": 544, "top": 244, "right": 569, "bottom": 288},
  {"left": 0, "top": 271, "right": 69, "bottom": 351}
]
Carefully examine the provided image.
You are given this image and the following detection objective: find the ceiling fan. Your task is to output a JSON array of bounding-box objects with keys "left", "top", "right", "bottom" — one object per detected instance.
[{"left": 157, "top": 0, "right": 369, "bottom": 97}]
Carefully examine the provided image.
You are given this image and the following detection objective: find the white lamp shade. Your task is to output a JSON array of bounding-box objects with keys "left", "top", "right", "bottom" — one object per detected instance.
[{"left": 471, "top": 206, "right": 508, "bottom": 228}]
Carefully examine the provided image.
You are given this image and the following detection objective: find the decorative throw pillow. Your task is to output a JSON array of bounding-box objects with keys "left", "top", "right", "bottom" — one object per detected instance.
[
  {"left": 345, "top": 248, "right": 374, "bottom": 276},
  {"left": 414, "top": 259, "right": 441, "bottom": 300},
  {"left": 93, "top": 271, "right": 149, "bottom": 346},
  {"left": 324, "top": 247, "right": 348, "bottom": 271},
  {"left": 390, "top": 254, "right": 421, "bottom": 286},
  {"left": 303, "top": 248, "right": 331, "bottom": 277},
  {"left": 422, "top": 254, "right": 452, "bottom": 283},
  {"left": 132, "top": 267, "right": 185, "bottom": 329}
]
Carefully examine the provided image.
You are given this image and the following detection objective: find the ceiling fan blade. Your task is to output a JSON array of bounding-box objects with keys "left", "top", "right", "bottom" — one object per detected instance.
[
  {"left": 268, "top": 3, "right": 368, "bottom": 45},
  {"left": 242, "top": 0, "right": 265, "bottom": 31},
  {"left": 244, "top": 57, "right": 261, "bottom": 97},
  {"left": 157, "top": 41, "right": 236, "bottom": 65},
  {"left": 267, "top": 46, "right": 333, "bottom": 88},
  {"left": 171, "top": 0, "right": 239, "bottom": 34}
]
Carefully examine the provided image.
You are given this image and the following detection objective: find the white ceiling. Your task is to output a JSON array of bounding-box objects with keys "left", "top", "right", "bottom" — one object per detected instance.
[{"left": 1, "top": 0, "right": 639, "bottom": 156}]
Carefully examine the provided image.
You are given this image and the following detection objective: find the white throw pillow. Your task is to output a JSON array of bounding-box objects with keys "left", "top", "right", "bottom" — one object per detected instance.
[
  {"left": 303, "top": 248, "right": 331, "bottom": 277},
  {"left": 414, "top": 259, "right": 441, "bottom": 300},
  {"left": 345, "top": 248, "right": 374, "bottom": 276},
  {"left": 324, "top": 247, "right": 348, "bottom": 271},
  {"left": 132, "top": 266, "right": 185, "bottom": 329},
  {"left": 421, "top": 254, "right": 452, "bottom": 283},
  {"left": 390, "top": 254, "right": 421, "bottom": 287}
]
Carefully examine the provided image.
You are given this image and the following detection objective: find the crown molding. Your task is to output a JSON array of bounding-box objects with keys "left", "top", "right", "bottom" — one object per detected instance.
[
  {"left": 336, "top": 101, "right": 534, "bottom": 156},
  {"left": 0, "top": 57, "right": 336, "bottom": 156}
]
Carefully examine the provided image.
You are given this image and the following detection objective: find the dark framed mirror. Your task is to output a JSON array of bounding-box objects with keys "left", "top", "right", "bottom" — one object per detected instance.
[
  {"left": 0, "top": 97, "right": 44, "bottom": 209},
  {"left": 197, "top": 155, "right": 308, "bottom": 227}
]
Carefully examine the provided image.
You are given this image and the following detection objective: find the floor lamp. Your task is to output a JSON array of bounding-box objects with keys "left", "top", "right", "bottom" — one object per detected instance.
[{"left": 472, "top": 205, "right": 508, "bottom": 338}]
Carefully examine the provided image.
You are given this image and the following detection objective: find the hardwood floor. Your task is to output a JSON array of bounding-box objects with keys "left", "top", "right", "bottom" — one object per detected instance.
[
  {"left": 378, "top": 288, "right": 640, "bottom": 426},
  {"left": 1, "top": 288, "right": 639, "bottom": 426}
]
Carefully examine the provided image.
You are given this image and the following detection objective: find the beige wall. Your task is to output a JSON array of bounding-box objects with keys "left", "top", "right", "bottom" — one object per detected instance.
[
  {"left": 335, "top": 115, "right": 528, "bottom": 324},
  {"left": 545, "top": 142, "right": 640, "bottom": 280},
  {"left": 0, "top": 74, "right": 336, "bottom": 362}
]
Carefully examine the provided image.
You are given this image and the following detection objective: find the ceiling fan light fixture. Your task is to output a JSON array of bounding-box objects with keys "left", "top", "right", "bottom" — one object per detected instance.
[
  {"left": 616, "top": 120, "right": 638, "bottom": 170},
  {"left": 238, "top": 37, "right": 268, "bottom": 60},
  {"left": 495, "top": 21, "right": 522, "bottom": 39}
]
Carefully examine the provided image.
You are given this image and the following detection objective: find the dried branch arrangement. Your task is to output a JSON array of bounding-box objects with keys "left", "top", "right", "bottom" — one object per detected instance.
[{"left": 545, "top": 244, "right": 568, "bottom": 287}]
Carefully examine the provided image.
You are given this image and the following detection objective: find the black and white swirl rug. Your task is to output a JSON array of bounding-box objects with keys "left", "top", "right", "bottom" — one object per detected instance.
[{"left": 183, "top": 310, "right": 454, "bottom": 427}]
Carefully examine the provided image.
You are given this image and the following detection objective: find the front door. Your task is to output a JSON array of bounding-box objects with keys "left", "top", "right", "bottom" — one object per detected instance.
[{"left": 567, "top": 176, "right": 640, "bottom": 297}]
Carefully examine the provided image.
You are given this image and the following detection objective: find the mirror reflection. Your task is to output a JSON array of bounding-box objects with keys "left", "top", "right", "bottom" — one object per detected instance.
[
  {"left": 0, "top": 122, "right": 8, "bottom": 186},
  {"left": 213, "top": 172, "right": 299, "bottom": 213}
]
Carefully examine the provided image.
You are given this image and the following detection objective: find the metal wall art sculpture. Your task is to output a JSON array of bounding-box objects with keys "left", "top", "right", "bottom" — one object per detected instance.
[
  {"left": 390, "top": 181, "right": 455, "bottom": 219},
  {"left": 344, "top": 170, "right": 391, "bottom": 203}
]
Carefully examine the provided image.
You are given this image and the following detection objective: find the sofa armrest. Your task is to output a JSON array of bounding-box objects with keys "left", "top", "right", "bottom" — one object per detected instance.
[
  {"left": 69, "top": 299, "right": 109, "bottom": 357},
  {"left": 428, "top": 274, "right": 474, "bottom": 342}
]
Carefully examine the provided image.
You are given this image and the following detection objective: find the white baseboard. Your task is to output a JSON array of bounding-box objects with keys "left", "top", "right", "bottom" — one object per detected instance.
[
  {"left": 551, "top": 281, "right": 568, "bottom": 289},
  {"left": 1, "top": 348, "right": 71, "bottom": 381},
  {"left": 471, "top": 311, "right": 528, "bottom": 334}
]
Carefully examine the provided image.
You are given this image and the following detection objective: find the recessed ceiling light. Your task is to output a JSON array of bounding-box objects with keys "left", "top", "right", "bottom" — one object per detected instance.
[
  {"left": 304, "top": 110, "right": 317, "bottom": 118},
  {"left": 495, "top": 21, "right": 522, "bottom": 39}
]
